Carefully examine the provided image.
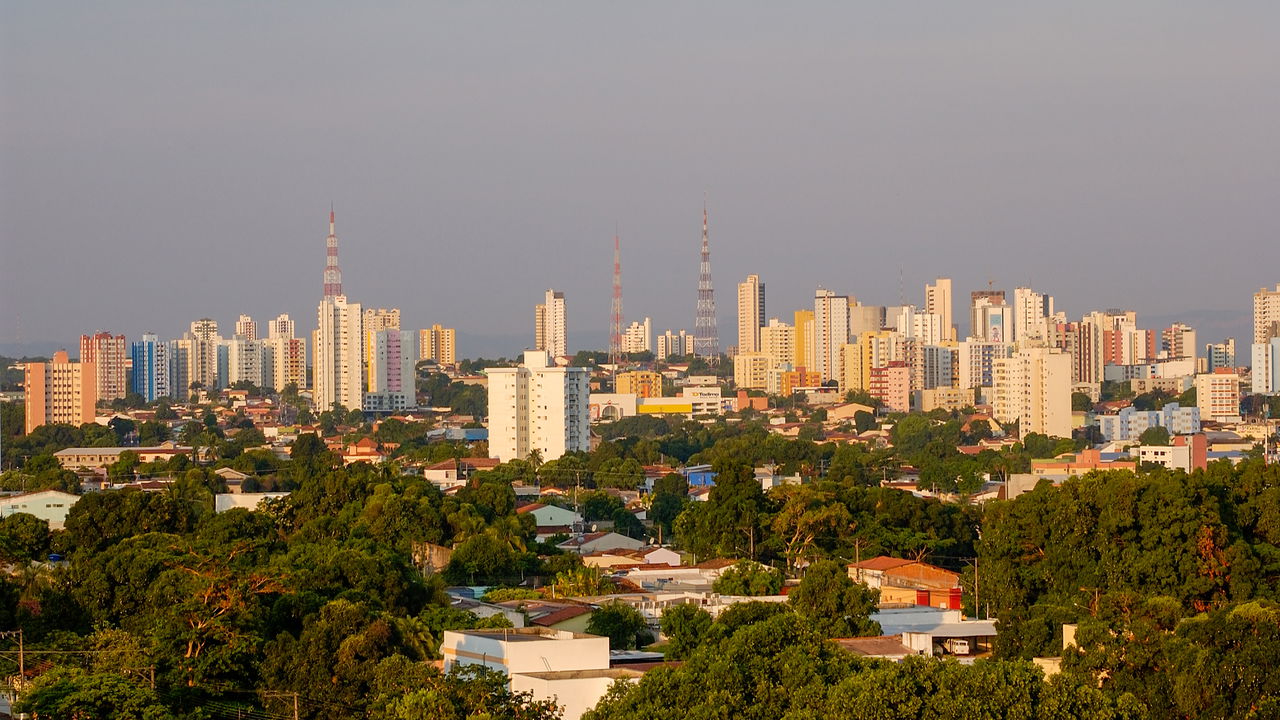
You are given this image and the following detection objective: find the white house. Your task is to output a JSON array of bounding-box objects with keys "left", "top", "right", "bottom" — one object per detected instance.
[
  {"left": 0, "top": 490, "right": 80, "bottom": 530},
  {"left": 556, "top": 531, "right": 646, "bottom": 555}
]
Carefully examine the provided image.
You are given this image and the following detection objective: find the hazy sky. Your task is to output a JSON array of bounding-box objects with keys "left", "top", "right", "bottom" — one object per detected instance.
[{"left": 3, "top": 2, "right": 1277, "bottom": 357}]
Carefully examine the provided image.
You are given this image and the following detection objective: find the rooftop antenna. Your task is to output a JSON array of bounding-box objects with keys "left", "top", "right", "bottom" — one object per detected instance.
[{"left": 610, "top": 229, "right": 623, "bottom": 371}]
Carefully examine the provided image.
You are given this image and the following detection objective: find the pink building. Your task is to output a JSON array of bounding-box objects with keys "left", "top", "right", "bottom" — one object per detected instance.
[
  {"left": 80, "top": 331, "right": 128, "bottom": 401},
  {"left": 870, "top": 361, "right": 910, "bottom": 414}
]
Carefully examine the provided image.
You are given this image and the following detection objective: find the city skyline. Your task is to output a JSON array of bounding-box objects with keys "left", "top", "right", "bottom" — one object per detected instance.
[{"left": 3, "top": 4, "right": 1278, "bottom": 355}]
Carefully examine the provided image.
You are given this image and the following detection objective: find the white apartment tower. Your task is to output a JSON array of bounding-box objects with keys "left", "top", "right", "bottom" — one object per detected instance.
[
  {"left": 1256, "top": 284, "right": 1280, "bottom": 344},
  {"left": 535, "top": 290, "right": 568, "bottom": 359},
  {"left": 737, "top": 274, "right": 766, "bottom": 354},
  {"left": 235, "top": 314, "right": 258, "bottom": 341},
  {"left": 1012, "top": 287, "right": 1054, "bottom": 343},
  {"left": 759, "top": 318, "right": 795, "bottom": 369},
  {"left": 925, "top": 278, "right": 954, "bottom": 342},
  {"left": 315, "top": 295, "right": 364, "bottom": 411},
  {"left": 267, "top": 314, "right": 296, "bottom": 340},
  {"left": 993, "top": 347, "right": 1072, "bottom": 438},
  {"left": 814, "top": 288, "right": 850, "bottom": 383},
  {"left": 186, "top": 318, "right": 222, "bottom": 391},
  {"left": 487, "top": 350, "right": 590, "bottom": 463},
  {"left": 657, "top": 330, "right": 695, "bottom": 360},
  {"left": 622, "top": 318, "right": 652, "bottom": 354}
]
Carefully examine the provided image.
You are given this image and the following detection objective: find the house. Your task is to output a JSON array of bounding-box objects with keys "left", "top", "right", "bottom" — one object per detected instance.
[
  {"left": 556, "top": 531, "right": 646, "bottom": 555},
  {"left": 215, "top": 493, "right": 290, "bottom": 513},
  {"left": 441, "top": 627, "right": 635, "bottom": 720},
  {"left": 0, "top": 490, "right": 80, "bottom": 530},
  {"left": 1030, "top": 449, "right": 1136, "bottom": 479},
  {"left": 421, "top": 457, "right": 502, "bottom": 490},
  {"left": 341, "top": 437, "right": 387, "bottom": 465},
  {"left": 848, "top": 557, "right": 962, "bottom": 609},
  {"left": 214, "top": 467, "right": 252, "bottom": 493},
  {"left": 582, "top": 547, "right": 681, "bottom": 569},
  {"left": 498, "top": 600, "right": 596, "bottom": 632},
  {"left": 832, "top": 635, "right": 922, "bottom": 661},
  {"left": 872, "top": 606, "right": 998, "bottom": 657},
  {"left": 517, "top": 503, "right": 582, "bottom": 541}
]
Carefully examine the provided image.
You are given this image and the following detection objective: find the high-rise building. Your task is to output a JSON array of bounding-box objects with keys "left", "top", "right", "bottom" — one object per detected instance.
[
  {"left": 814, "top": 288, "right": 850, "bottom": 383},
  {"left": 925, "top": 278, "right": 955, "bottom": 342},
  {"left": 616, "top": 370, "right": 663, "bottom": 398},
  {"left": 732, "top": 353, "right": 771, "bottom": 390},
  {"left": 168, "top": 339, "right": 191, "bottom": 401},
  {"left": 1205, "top": 338, "right": 1237, "bottom": 372},
  {"left": 267, "top": 314, "right": 296, "bottom": 340},
  {"left": 656, "top": 330, "right": 695, "bottom": 360},
  {"left": 759, "top": 318, "right": 795, "bottom": 369},
  {"left": 130, "top": 333, "right": 169, "bottom": 402},
  {"left": 487, "top": 350, "right": 590, "bottom": 463},
  {"left": 1195, "top": 370, "right": 1241, "bottom": 423},
  {"left": 919, "top": 345, "right": 957, "bottom": 391},
  {"left": 364, "top": 329, "right": 417, "bottom": 412},
  {"left": 263, "top": 336, "right": 307, "bottom": 392},
  {"left": 869, "top": 361, "right": 910, "bottom": 413},
  {"left": 957, "top": 339, "right": 1013, "bottom": 390},
  {"left": 855, "top": 330, "right": 907, "bottom": 391},
  {"left": 79, "top": 331, "right": 128, "bottom": 402},
  {"left": 363, "top": 308, "right": 402, "bottom": 392},
  {"left": 970, "top": 290, "right": 1006, "bottom": 339},
  {"left": 185, "top": 319, "right": 222, "bottom": 391},
  {"left": 693, "top": 203, "right": 719, "bottom": 359},
  {"left": 736, "top": 274, "right": 766, "bottom": 355},
  {"left": 848, "top": 303, "right": 882, "bottom": 340},
  {"left": 972, "top": 296, "right": 1013, "bottom": 343},
  {"left": 235, "top": 314, "right": 258, "bottom": 341},
  {"left": 535, "top": 289, "right": 567, "bottom": 359},
  {"left": 993, "top": 347, "right": 1072, "bottom": 438},
  {"left": 1251, "top": 338, "right": 1280, "bottom": 396},
  {"left": 1012, "top": 287, "right": 1054, "bottom": 343},
  {"left": 838, "top": 343, "right": 863, "bottom": 393},
  {"left": 1162, "top": 323, "right": 1197, "bottom": 361},
  {"left": 225, "top": 336, "right": 264, "bottom": 388},
  {"left": 419, "top": 324, "right": 457, "bottom": 365},
  {"left": 794, "top": 310, "right": 815, "bottom": 371},
  {"left": 315, "top": 295, "right": 364, "bottom": 411},
  {"left": 1254, "top": 284, "right": 1280, "bottom": 344},
  {"left": 621, "top": 318, "right": 652, "bottom": 355},
  {"left": 24, "top": 350, "right": 96, "bottom": 433}
]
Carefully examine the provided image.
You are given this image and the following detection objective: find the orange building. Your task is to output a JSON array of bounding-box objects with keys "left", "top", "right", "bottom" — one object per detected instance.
[
  {"left": 781, "top": 367, "right": 821, "bottom": 396},
  {"left": 24, "top": 351, "right": 97, "bottom": 433}
]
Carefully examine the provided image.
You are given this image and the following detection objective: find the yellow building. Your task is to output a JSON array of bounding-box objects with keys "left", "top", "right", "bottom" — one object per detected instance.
[
  {"left": 616, "top": 371, "right": 663, "bottom": 398},
  {"left": 419, "top": 324, "right": 457, "bottom": 365},
  {"left": 794, "top": 310, "right": 815, "bottom": 371},
  {"left": 733, "top": 352, "right": 771, "bottom": 390}
]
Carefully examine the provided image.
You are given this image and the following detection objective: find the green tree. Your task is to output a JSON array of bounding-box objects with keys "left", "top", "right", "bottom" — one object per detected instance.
[
  {"left": 1137, "top": 425, "right": 1170, "bottom": 446},
  {"left": 586, "top": 601, "right": 651, "bottom": 650},
  {"left": 0, "top": 512, "right": 52, "bottom": 562},
  {"left": 14, "top": 667, "right": 177, "bottom": 720},
  {"left": 712, "top": 560, "right": 784, "bottom": 596},
  {"left": 787, "top": 559, "right": 880, "bottom": 638},
  {"left": 1072, "top": 392, "right": 1094, "bottom": 411},
  {"left": 659, "top": 603, "right": 713, "bottom": 660}
]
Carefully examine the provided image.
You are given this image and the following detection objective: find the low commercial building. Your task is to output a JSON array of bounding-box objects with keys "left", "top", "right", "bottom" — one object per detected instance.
[{"left": 54, "top": 443, "right": 195, "bottom": 470}]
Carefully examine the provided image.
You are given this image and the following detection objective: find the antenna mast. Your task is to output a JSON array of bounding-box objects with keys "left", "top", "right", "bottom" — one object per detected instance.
[
  {"left": 694, "top": 198, "right": 720, "bottom": 360},
  {"left": 610, "top": 232, "right": 623, "bottom": 369}
]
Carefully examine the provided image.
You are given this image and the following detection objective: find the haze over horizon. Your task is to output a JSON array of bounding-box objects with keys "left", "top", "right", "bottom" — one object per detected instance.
[{"left": 3, "top": 3, "right": 1277, "bottom": 358}]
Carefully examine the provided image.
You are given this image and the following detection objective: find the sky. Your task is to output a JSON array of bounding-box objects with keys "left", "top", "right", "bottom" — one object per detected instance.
[{"left": 2, "top": 2, "right": 1278, "bottom": 358}]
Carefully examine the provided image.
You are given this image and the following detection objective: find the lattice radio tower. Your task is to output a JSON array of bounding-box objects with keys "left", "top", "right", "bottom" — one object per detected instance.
[
  {"left": 694, "top": 199, "right": 720, "bottom": 360},
  {"left": 609, "top": 232, "right": 624, "bottom": 368}
]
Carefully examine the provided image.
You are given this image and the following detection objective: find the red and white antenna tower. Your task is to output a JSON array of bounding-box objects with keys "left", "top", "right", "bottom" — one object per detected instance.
[
  {"left": 609, "top": 232, "right": 624, "bottom": 368},
  {"left": 323, "top": 205, "right": 343, "bottom": 299}
]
